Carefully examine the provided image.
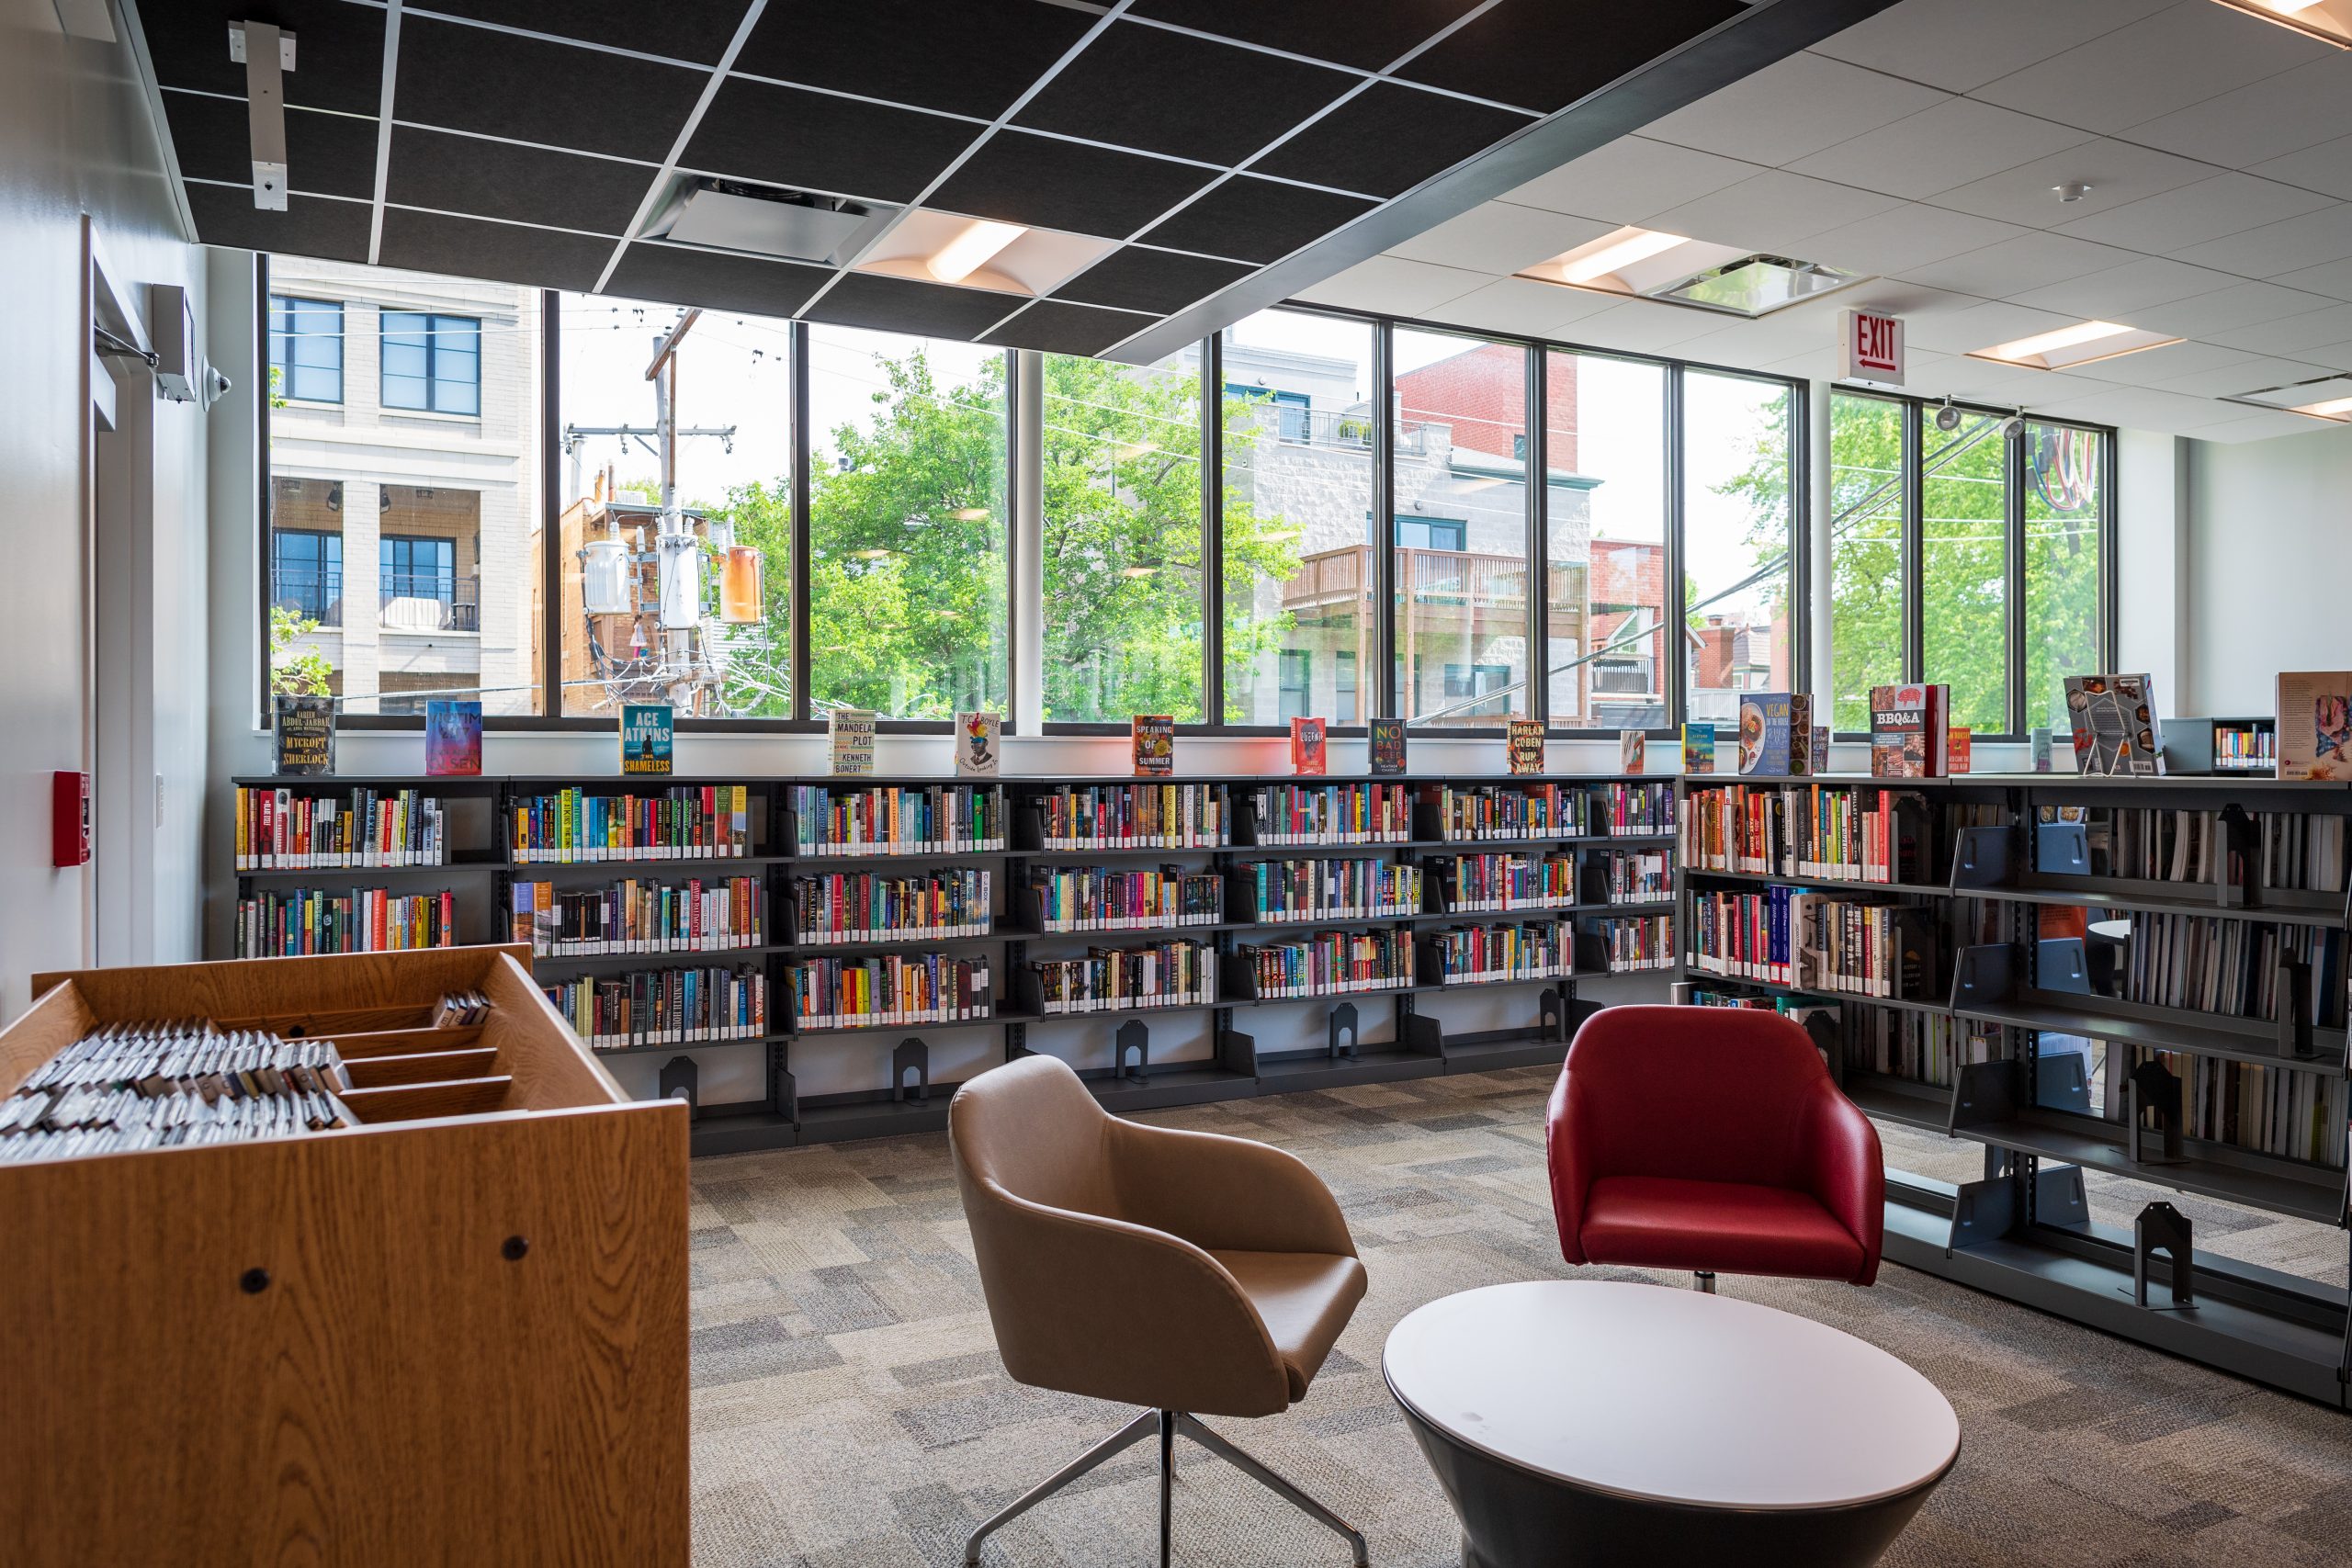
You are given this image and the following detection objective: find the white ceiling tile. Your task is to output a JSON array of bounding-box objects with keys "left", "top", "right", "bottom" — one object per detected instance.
[
  {"left": 1386, "top": 203, "right": 1614, "bottom": 275},
  {"left": 2302, "top": 340, "right": 2352, "bottom": 372},
  {"left": 2152, "top": 354, "right": 2335, "bottom": 399},
  {"left": 2009, "top": 257, "right": 2242, "bottom": 318},
  {"left": 1900, "top": 231, "right": 2142, "bottom": 297},
  {"left": 2205, "top": 300, "right": 2352, "bottom": 355},
  {"left": 1928, "top": 139, "right": 2220, "bottom": 228},
  {"left": 1639, "top": 53, "right": 1948, "bottom": 168},
  {"left": 2275, "top": 257, "right": 2352, "bottom": 301},
  {"left": 1971, "top": 2, "right": 2332, "bottom": 135},
  {"left": 1760, "top": 346, "right": 1839, "bottom": 382},
  {"left": 2119, "top": 55, "right": 2352, "bottom": 169},
  {"left": 1419, "top": 276, "right": 1621, "bottom": 337},
  {"left": 2030, "top": 385, "right": 2246, "bottom": 434},
  {"left": 1932, "top": 364, "right": 2124, "bottom": 405},
  {"left": 2055, "top": 338, "right": 2258, "bottom": 387},
  {"left": 1804, "top": 205, "right": 2029, "bottom": 278},
  {"left": 1293, "top": 256, "right": 1487, "bottom": 317},
  {"left": 1809, "top": 0, "right": 2177, "bottom": 95},
  {"left": 2190, "top": 409, "right": 2343, "bottom": 443},
  {"left": 1644, "top": 170, "right": 1906, "bottom": 254},
  {"left": 2171, "top": 203, "right": 2352, "bottom": 280},
  {"left": 2129, "top": 283, "right": 2344, "bottom": 338},
  {"left": 1670, "top": 307, "right": 1855, "bottom": 370},
  {"left": 2053, "top": 173, "right": 2335, "bottom": 252},
  {"left": 1790, "top": 99, "right": 2090, "bottom": 201},
  {"left": 2248, "top": 135, "right": 2352, "bottom": 203},
  {"left": 1566, "top": 299, "right": 1736, "bottom": 355},
  {"left": 1499, "top": 136, "right": 1767, "bottom": 226},
  {"left": 1904, "top": 299, "right": 2078, "bottom": 355}
]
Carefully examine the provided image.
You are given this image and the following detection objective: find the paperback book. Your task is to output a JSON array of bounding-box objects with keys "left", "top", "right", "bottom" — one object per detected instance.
[
  {"left": 273, "top": 693, "right": 335, "bottom": 776},
  {"left": 1787, "top": 695, "right": 1815, "bottom": 777},
  {"left": 1947, "top": 727, "right": 1972, "bottom": 774},
  {"left": 618, "top": 703, "right": 673, "bottom": 775},
  {"left": 828, "top": 708, "right": 877, "bottom": 775},
  {"left": 2274, "top": 671, "right": 2352, "bottom": 780},
  {"left": 1735, "top": 691, "right": 1795, "bottom": 776},
  {"left": 1681, "top": 723, "right": 1715, "bottom": 774},
  {"left": 1869, "top": 684, "right": 1947, "bottom": 778},
  {"left": 1289, "top": 716, "right": 1327, "bottom": 776},
  {"left": 1506, "top": 718, "right": 1544, "bottom": 775},
  {"left": 2064, "top": 672, "right": 2162, "bottom": 775},
  {"left": 1369, "top": 718, "right": 1407, "bottom": 776},
  {"left": 956, "top": 711, "right": 1001, "bottom": 778},
  {"left": 2031, "top": 728, "right": 2053, "bottom": 773},
  {"left": 1619, "top": 730, "right": 1645, "bottom": 773},
  {"left": 1132, "top": 715, "right": 1174, "bottom": 777},
  {"left": 424, "top": 700, "right": 482, "bottom": 777}
]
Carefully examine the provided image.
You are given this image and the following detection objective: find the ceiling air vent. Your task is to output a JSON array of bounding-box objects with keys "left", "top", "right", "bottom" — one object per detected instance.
[{"left": 641, "top": 178, "right": 895, "bottom": 266}]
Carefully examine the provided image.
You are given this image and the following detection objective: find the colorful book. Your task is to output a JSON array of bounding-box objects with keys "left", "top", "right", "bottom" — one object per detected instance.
[
  {"left": 2064, "top": 673, "right": 2162, "bottom": 776},
  {"left": 1132, "top": 715, "right": 1174, "bottom": 777},
  {"left": 1869, "top": 684, "right": 1947, "bottom": 778},
  {"left": 273, "top": 693, "right": 335, "bottom": 776},
  {"left": 424, "top": 700, "right": 481, "bottom": 777},
  {"left": 2031, "top": 728, "right": 2053, "bottom": 773},
  {"left": 1947, "top": 727, "right": 1972, "bottom": 774},
  {"left": 1506, "top": 719, "right": 1544, "bottom": 775},
  {"left": 1682, "top": 723, "right": 1715, "bottom": 774},
  {"left": 828, "top": 708, "right": 876, "bottom": 776},
  {"left": 1289, "top": 716, "right": 1327, "bottom": 776},
  {"left": 1736, "top": 691, "right": 1795, "bottom": 776},
  {"left": 956, "top": 711, "right": 1001, "bottom": 778},
  {"left": 1619, "top": 731, "right": 1645, "bottom": 773},
  {"left": 2275, "top": 671, "right": 2352, "bottom": 780},
  {"left": 1369, "top": 718, "right": 1407, "bottom": 776},
  {"left": 618, "top": 703, "right": 673, "bottom": 776}
]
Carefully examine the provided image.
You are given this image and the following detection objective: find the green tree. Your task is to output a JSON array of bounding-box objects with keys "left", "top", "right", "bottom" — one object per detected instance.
[{"left": 268, "top": 605, "right": 335, "bottom": 697}]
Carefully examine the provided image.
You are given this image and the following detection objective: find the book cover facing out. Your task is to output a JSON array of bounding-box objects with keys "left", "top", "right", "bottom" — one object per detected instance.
[
  {"left": 1947, "top": 727, "right": 1972, "bottom": 774},
  {"left": 2031, "top": 728, "right": 2054, "bottom": 773},
  {"left": 1619, "top": 730, "right": 1645, "bottom": 773},
  {"left": 1506, "top": 719, "right": 1544, "bottom": 775},
  {"left": 1132, "top": 715, "right": 1174, "bottom": 777},
  {"left": 2064, "top": 673, "right": 2162, "bottom": 775},
  {"left": 424, "top": 700, "right": 482, "bottom": 777},
  {"left": 273, "top": 693, "right": 335, "bottom": 776},
  {"left": 956, "top": 711, "right": 1001, "bottom": 777},
  {"left": 828, "top": 708, "right": 877, "bottom": 775},
  {"left": 1369, "top": 719, "right": 1407, "bottom": 776},
  {"left": 2275, "top": 671, "right": 2352, "bottom": 779},
  {"left": 618, "top": 703, "right": 673, "bottom": 775},
  {"left": 1681, "top": 723, "right": 1715, "bottom": 774},
  {"left": 1869, "top": 684, "right": 1945, "bottom": 778},
  {"left": 1736, "top": 691, "right": 1794, "bottom": 776},
  {"left": 1289, "top": 716, "right": 1327, "bottom": 776}
]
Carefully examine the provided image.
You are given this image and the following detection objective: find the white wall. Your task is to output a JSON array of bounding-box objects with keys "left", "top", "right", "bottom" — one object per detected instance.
[{"left": 2184, "top": 422, "right": 2352, "bottom": 716}]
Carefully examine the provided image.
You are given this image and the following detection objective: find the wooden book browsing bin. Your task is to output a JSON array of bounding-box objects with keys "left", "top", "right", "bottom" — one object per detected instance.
[{"left": 0, "top": 945, "right": 688, "bottom": 1567}]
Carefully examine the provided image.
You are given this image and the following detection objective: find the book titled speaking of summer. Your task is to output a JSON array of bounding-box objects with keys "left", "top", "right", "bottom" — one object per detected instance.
[
  {"left": 273, "top": 692, "right": 335, "bottom": 776},
  {"left": 424, "top": 699, "right": 482, "bottom": 777},
  {"left": 1619, "top": 730, "right": 1645, "bottom": 773},
  {"left": 618, "top": 703, "right": 673, "bottom": 775},
  {"left": 1736, "top": 692, "right": 1795, "bottom": 777},
  {"left": 1132, "top": 715, "right": 1174, "bottom": 777},
  {"left": 956, "top": 711, "right": 1001, "bottom": 777},
  {"left": 1869, "top": 684, "right": 1948, "bottom": 778},
  {"left": 1289, "top": 716, "right": 1327, "bottom": 776},
  {"left": 1369, "top": 718, "right": 1407, "bottom": 776},
  {"left": 1506, "top": 718, "right": 1545, "bottom": 775},
  {"left": 828, "top": 708, "right": 877, "bottom": 775},
  {"left": 1682, "top": 723, "right": 1715, "bottom": 774},
  {"left": 2275, "top": 671, "right": 2352, "bottom": 780},
  {"left": 2064, "top": 673, "right": 2162, "bottom": 775}
]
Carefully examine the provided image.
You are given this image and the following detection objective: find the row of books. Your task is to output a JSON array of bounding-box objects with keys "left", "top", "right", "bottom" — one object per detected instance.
[
  {"left": 1250, "top": 782, "right": 1412, "bottom": 845},
  {"left": 1028, "top": 941, "right": 1216, "bottom": 1015},
  {"left": 541, "top": 964, "right": 769, "bottom": 1050},
  {"left": 2091, "top": 806, "right": 2347, "bottom": 894},
  {"left": 1419, "top": 783, "right": 1588, "bottom": 841},
  {"left": 511, "top": 785, "right": 756, "bottom": 863},
  {"left": 1241, "top": 859, "right": 1423, "bottom": 923},
  {"left": 1604, "top": 781, "right": 1675, "bottom": 835},
  {"left": 1426, "top": 920, "right": 1574, "bottom": 985},
  {"left": 1603, "top": 850, "right": 1671, "bottom": 905},
  {"left": 1685, "top": 887, "right": 1936, "bottom": 999},
  {"left": 787, "top": 784, "right": 1007, "bottom": 856},
  {"left": 1028, "top": 867, "right": 1222, "bottom": 931},
  {"left": 1594, "top": 914, "right": 1673, "bottom": 972},
  {"left": 511, "top": 876, "right": 766, "bottom": 956},
  {"left": 2, "top": 1023, "right": 356, "bottom": 1163},
  {"left": 235, "top": 888, "right": 458, "bottom": 958},
  {"left": 787, "top": 868, "right": 990, "bottom": 945},
  {"left": 2105, "top": 1046, "right": 2350, "bottom": 1168},
  {"left": 1030, "top": 783, "right": 1228, "bottom": 849},
  {"left": 782, "top": 953, "right": 993, "bottom": 1031},
  {"left": 1841, "top": 1005, "right": 1996, "bottom": 1088},
  {"left": 1238, "top": 928, "right": 1415, "bottom": 998},
  {"left": 233, "top": 785, "right": 447, "bottom": 870},
  {"left": 1433, "top": 852, "right": 1577, "bottom": 913},
  {"left": 1680, "top": 784, "right": 1928, "bottom": 885},
  {"left": 2120, "top": 913, "right": 2346, "bottom": 1027}
]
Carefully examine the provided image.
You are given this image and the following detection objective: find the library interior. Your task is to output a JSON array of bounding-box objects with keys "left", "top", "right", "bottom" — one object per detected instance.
[{"left": 21, "top": 0, "right": 2352, "bottom": 1562}]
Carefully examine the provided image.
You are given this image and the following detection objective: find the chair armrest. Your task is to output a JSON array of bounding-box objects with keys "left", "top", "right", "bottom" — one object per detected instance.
[
  {"left": 1545, "top": 1066, "right": 1596, "bottom": 1265},
  {"left": 1800, "top": 1082, "right": 1885, "bottom": 1285},
  {"left": 963, "top": 1177, "right": 1296, "bottom": 1417},
  {"left": 1108, "top": 1119, "right": 1357, "bottom": 1258}
]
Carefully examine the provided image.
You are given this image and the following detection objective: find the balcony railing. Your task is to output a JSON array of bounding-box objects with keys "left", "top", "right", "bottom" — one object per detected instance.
[
  {"left": 270, "top": 566, "right": 343, "bottom": 628},
  {"left": 1236, "top": 403, "right": 1430, "bottom": 457},
  {"left": 380, "top": 573, "right": 481, "bottom": 633},
  {"left": 1280, "top": 546, "right": 1580, "bottom": 619}
]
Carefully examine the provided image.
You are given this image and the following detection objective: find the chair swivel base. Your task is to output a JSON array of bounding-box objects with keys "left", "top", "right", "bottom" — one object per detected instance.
[{"left": 963, "top": 1407, "right": 1370, "bottom": 1568}]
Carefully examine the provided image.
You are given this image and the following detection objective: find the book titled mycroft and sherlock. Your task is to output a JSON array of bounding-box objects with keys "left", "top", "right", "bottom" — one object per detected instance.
[
  {"left": 1131, "top": 715, "right": 1174, "bottom": 777},
  {"left": 424, "top": 700, "right": 482, "bottom": 777},
  {"left": 828, "top": 708, "right": 877, "bottom": 775},
  {"left": 1369, "top": 719, "right": 1407, "bottom": 776},
  {"left": 956, "top": 711, "right": 1001, "bottom": 777},
  {"left": 1289, "top": 716, "right": 1327, "bottom": 776},
  {"left": 273, "top": 693, "right": 335, "bottom": 776},
  {"left": 618, "top": 703, "right": 673, "bottom": 775},
  {"left": 1506, "top": 718, "right": 1545, "bottom": 774}
]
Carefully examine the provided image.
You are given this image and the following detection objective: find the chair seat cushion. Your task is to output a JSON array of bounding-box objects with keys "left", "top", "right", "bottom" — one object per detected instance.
[
  {"left": 1580, "top": 1175, "right": 1866, "bottom": 1280},
  {"left": 1208, "top": 1250, "right": 1367, "bottom": 1402}
]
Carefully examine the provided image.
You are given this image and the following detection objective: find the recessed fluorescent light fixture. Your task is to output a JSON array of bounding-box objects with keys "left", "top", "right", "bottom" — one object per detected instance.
[
  {"left": 1561, "top": 227, "right": 1690, "bottom": 283},
  {"left": 928, "top": 220, "right": 1025, "bottom": 285},
  {"left": 856, "top": 210, "right": 1114, "bottom": 297},
  {"left": 2208, "top": 0, "right": 2351, "bottom": 47},
  {"left": 2221, "top": 373, "right": 2352, "bottom": 422},
  {"left": 1969, "top": 320, "right": 2184, "bottom": 370},
  {"left": 1518, "top": 228, "right": 1869, "bottom": 317},
  {"left": 1650, "top": 254, "right": 1867, "bottom": 317}
]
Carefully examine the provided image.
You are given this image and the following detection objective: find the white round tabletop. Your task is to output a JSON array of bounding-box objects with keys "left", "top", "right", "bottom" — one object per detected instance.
[{"left": 1384, "top": 1280, "right": 1959, "bottom": 1511}]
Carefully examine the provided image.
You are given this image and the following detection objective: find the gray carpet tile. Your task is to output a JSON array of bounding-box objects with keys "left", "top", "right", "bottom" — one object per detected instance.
[{"left": 688, "top": 1066, "right": 2352, "bottom": 1566}]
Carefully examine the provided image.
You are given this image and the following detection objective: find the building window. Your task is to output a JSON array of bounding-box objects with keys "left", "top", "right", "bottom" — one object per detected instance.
[
  {"left": 1687, "top": 370, "right": 1795, "bottom": 731},
  {"left": 382, "top": 310, "right": 481, "bottom": 414},
  {"left": 1228, "top": 382, "right": 1311, "bottom": 444},
  {"left": 1393, "top": 516, "right": 1468, "bottom": 551},
  {"left": 381, "top": 535, "right": 455, "bottom": 605},
  {"left": 1278, "top": 649, "right": 1312, "bottom": 720},
  {"left": 268, "top": 295, "right": 343, "bottom": 403},
  {"left": 1546, "top": 351, "right": 1664, "bottom": 731},
  {"left": 1335, "top": 649, "right": 1358, "bottom": 724},
  {"left": 272, "top": 528, "right": 343, "bottom": 626},
  {"left": 1443, "top": 660, "right": 1511, "bottom": 716}
]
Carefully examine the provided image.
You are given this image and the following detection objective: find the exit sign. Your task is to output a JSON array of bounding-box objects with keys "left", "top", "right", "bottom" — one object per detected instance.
[{"left": 1838, "top": 310, "right": 1904, "bottom": 385}]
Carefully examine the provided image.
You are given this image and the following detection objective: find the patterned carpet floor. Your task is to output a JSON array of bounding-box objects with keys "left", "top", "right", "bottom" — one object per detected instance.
[{"left": 687, "top": 1066, "right": 2352, "bottom": 1567}]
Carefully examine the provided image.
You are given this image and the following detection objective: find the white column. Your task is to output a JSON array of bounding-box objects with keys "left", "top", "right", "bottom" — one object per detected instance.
[
  {"left": 1807, "top": 378, "right": 1833, "bottom": 715},
  {"left": 1012, "top": 348, "right": 1045, "bottom": 732},
  {"left": 2116, "top": 430, "right": 2187, "bottom": 708}
]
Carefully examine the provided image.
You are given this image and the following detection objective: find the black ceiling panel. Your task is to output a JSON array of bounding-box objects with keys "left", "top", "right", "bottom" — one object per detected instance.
[
  {"left": 377, "top": 208, "right": 616, "bottom": 291},
  {"left": 413, "top": 0, "right": 754, "bottom": 67},
  {"left": 133, "top": 1, "right": 387, "bottom": 116},
  {"left": 605, "top": 242, "right": 832, "bottom": 319},
  {"left": 1250, "top": 83, "right": 1532, "bottom": 199},
  {"left": 1012, "top": 21, "right": 1356, "bottom": 166},
  {"left": 386, "top": 127, "right": 652, "bottom": 236},
  {"left": 1137, "top": 175, "right": 1377, "bottom": 265},
  {"left": 162, "top": 93, "right": 379, "bottom": 199},
  {"left": 1396, "top": 0, "right": 1748, "bottom": 115},
  {"left": 928, "top": 132, "right": 1217, "bottom": 243},
  {"left": 1051, "top": 246, "right": 1251, "bottom": 316},
  {"left": 393, "top": 16, "right": 707, "bottom": 164},
  {"left": 187, "top": 186, "right": 371, "bottom": 262},
  {"left": 800, "top": 271, "right": 1023, "bottom": 340},
  {"left": 683, "top": 79, "right": 973, "bottom": 204},
  {"left": 731, "top": 0, "right": 1096, "bottom": 120},
  {"left": 980, "top": 300, "right": 1154, "bottom": 357},
  {"left": 1125, "top": 0, "right": 1484, "bottom": 73}
]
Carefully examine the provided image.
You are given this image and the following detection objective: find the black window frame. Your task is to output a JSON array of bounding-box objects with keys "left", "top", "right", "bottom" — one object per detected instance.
[
  {"left": 267, "top": 293, "right": 344, "bottom": 405},
  {"left": 380, "top": 308, "right": 482, "bottom": 416}
]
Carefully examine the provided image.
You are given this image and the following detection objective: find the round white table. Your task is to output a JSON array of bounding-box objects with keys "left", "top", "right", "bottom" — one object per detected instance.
[{"left": 1384, "top": 1281, "right": 1959, "bottom": 1567}]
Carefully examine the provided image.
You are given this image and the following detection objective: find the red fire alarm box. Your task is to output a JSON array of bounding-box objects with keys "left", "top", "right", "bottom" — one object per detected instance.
[{"left": 53, "top": 770, "right": 90, "bottom": 866}]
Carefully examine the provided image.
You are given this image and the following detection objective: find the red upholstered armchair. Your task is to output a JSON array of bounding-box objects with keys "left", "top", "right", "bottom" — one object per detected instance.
[{"left": 1546, "top": 1005, "right": 1884, "bottom": 1291}]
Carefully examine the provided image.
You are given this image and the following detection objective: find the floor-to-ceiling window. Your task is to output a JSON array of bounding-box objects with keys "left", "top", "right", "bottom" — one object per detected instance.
[
  {"left": 1546, "top": 351, "right": 1667, "bottom": 731},
  {"left": 1920, "top": 404, "right": 2011, "bottom": 735},
  {"left": 2023, "top": 421, "right": 2107, "bottom": 737},
  {"left": 1686, "top": 370, "right": 1796, "bottom": 728},
  {"left": 1826, "top": 392, "right": 1906, "bottom": 733}
]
